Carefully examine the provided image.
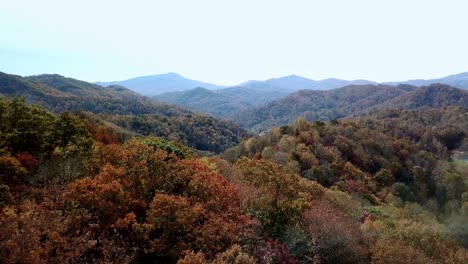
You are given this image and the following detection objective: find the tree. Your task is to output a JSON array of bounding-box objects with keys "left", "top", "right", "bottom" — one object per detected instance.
[
  {"left": 301, "top": 201, "right": 370, "bottom": 264},
  {"left": 375, "top": 169, "right": 394, "bottom": 188},
  {"left": 53, "top": 111, "right": 93, "bottom": 153},
  {"left": 434, "top": 127, "right": 465, "bottom": 150},
  {"left": 0, "top": 97, "right": 55, "bottom": 155},
  {"left": 235, "top": 157, "right": 323, "bottom": 238},
  {"left": 0, "top": 155, "right": 26, "bottom": 184}
]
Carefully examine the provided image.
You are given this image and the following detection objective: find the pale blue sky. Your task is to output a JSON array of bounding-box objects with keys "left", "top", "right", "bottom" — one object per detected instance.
[{"left": 1, "top": 0, "right": 467, "bottom": 85}]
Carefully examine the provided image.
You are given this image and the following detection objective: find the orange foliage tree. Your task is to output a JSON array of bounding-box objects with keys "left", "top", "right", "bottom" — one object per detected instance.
[{"left": 63, "top": 139, "right": 254, "bottom": 262}]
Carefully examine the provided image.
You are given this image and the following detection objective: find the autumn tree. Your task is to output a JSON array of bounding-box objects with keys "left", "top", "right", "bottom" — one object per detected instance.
[
  {"left": 235, "top": 157, "right": 323, "bottom": 238},
  {"left": 63, "top": 140, "right": 254, "bottom": 262}
]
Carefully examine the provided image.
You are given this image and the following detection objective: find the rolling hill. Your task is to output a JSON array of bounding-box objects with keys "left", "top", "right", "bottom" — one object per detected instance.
[
  {"left": 96, "top": 72, "right": 224, "bottom": 96},
  {"left": 155, "top": 87, "right": 252, "bottom": 119},
  {"left": 233, "top": 83, "right": 468, "bottom": 131},
  {"left": 155, "top": 82, "right": 291, "bottom": 119}
]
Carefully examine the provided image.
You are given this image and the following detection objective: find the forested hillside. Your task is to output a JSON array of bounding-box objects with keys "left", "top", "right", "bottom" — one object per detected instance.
[
  {"left": 1, "top": 96, "right": 467, "bottom": 263},
  {"left": 223, "top": 108, "right": 468, "bottom": 255},
  {"left": 358, "top": 107, "right": 468, "bottom": 153},
  {"left": 0, "top": 72, "right": 185, "bottom": 115},
  {"left": 234, "top": 84, "right": 468, "bottom": 131},
  {"left": 0, "top": 72, "right": 248, "bottom": 153},
  {"left": 383, "top": 84, "right": 468, "bottom": 109},
  {"left": 155, "top": 83, "right": 291, "bottom": 119},
  {"left": 96, "top": 113, "right": 249, "bottom": 153}
]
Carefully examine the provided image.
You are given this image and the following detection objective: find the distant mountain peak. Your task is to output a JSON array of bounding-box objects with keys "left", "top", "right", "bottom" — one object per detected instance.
[
  {"left": 285, "top": 74, "right": 304, "bottom": 78},
  {"left": 267, "top": 74, "right": 312, "bottom": 81},
  {"left": 95, "top": 73, "right": 224, "bottom": 96},
  {"left": 163, "top": 72, "right": 183, "bottom": 78},
  {"left": 166, "top": 72, "right": 180, "bottom": 75}
]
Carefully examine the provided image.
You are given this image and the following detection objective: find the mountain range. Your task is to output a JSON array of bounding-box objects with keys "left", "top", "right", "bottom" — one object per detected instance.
[
  {"left": 122, "top": 72, "right": 468, "bottom": 120},
  {"left": 97, "top": 71, "right": 468, "bottom": 97}
]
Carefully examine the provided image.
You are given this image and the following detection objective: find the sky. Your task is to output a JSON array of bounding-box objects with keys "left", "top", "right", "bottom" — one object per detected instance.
[{"left": 1, "top": 0, "right": 468, "bottom": 86}]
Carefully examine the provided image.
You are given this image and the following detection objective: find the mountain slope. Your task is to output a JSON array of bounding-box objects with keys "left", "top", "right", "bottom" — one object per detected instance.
[
  {"left": 96, "top": 72, "right": 224, "bottom": 96},
  {"left": 358, "top": 107, "right": 468, "bottom": 153},
  {"left": 233, "top": 83, "right": 468, "bottom": 131},
  {"left": 233, "top": 84, "right": 410, "bottom": 130},
  {"left": 1, "top": 72, "right": 185, "bottom": 116},
  {"left": 155, "top": 83, "right": 291, "bottom": 119},
  {"left": 0, "top": 72, "right": 248, "bottom": 152},
  {"left": 384, "top": 83, "right": 468, "bottom": 108},
  {"left": 155, "top": 87, "right": 252, "bottom": 119},
  {"left": 218, "top": 82, "right": 291, "bottom": 105},
  {"left": 438, "top": 71, "right": 468, "bottom": 88}
]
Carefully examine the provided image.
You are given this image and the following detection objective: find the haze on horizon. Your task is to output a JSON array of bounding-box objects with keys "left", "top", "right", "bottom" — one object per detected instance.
[{"left": 1, "top": 0, "right": 468, "bottom": 86}]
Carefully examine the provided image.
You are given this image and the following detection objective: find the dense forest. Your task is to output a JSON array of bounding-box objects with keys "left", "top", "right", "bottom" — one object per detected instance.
[{"left": 1, "top": 93, "right": 467, "bottom": 263}]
